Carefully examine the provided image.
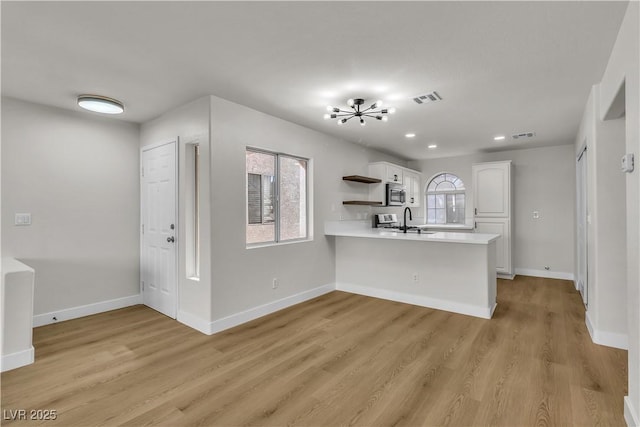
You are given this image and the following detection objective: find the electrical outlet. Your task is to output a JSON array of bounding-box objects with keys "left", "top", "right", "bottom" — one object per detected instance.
[
  {"left": 412, "top": 273, "right": 419, "bottom": 283},
  {"left": 272, "top": 278, "right": 278, "bottom": 289}
]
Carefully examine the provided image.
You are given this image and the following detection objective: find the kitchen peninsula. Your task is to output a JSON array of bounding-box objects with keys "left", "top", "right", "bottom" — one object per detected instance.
[{"left": 325, "top": 220, "right": 500, "bottom": 319}]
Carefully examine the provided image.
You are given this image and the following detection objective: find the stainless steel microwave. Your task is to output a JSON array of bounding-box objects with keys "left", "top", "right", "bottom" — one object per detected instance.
[{"left": 386, "top": 183, "right": 406, "bottom": 206}]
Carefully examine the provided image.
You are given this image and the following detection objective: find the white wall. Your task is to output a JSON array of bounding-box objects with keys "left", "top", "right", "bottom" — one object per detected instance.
[
  {"left": 1, "top": 97, "right": 140, "bottom": 316},
  {"left": 208, "top": 95, "right": 405, "bottom": 322},
  {"left": 139, "top": 94, "right": 406, "bottom": 330},
  {"left": 140, "top": 96, "right": 213, "bottom": 325},
  {"left": 575, "top": 85, "right": 627, "bottom": 350},
  {"left": 597, "top": 2, "right": 640, "bottom": 424},
  {"left": 409, "top": 145, "right": 576, "bottom": 277}
]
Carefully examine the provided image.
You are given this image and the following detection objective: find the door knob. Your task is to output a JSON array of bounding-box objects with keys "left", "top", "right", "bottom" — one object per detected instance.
[{"left": 167, "top": 236, "right": 175, "bottom": 243}]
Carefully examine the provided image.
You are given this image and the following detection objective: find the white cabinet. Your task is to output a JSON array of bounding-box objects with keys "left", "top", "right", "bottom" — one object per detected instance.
[
  {"left": 369, "top": 162, "right": 404, "bottom": 184},
  {"left": 404, "top": 171, "right": 421, "bottom": 208},
  {"left": 473, "top": 161, "right": 510, "bottom": 217},
  {"left": 473, "top": 161, "right": 513, "bottom": 278},
  {"left": 368, "top": 162, "right": 421, "bottom": 207},
  {"left": 474, "top": 218, "right": 510, "bottom": 274},
  {"left": 386, "top": 164, "right": 404, "bottom": 184}
]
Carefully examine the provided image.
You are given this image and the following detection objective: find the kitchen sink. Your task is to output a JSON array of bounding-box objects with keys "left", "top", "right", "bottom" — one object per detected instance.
[{"left": 379, "top": 226, "right": 436, "bottom": 235}]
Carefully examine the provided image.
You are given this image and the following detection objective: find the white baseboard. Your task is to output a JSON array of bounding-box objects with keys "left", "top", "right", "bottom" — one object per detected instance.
[
  {"left": 187, "top": 283, "right": 335, "bottom": 335},
  {"left": 585, "top": 310, "right": 595, "bottom": 340},
  {"left": 625, "top": 396, "right": 639, "bottom": 427},
  {"left": 515, "top": 268, "right": 575, "bottom": 281},
  {"left": 33, "top": 294, "right": 142, "bottom": 327},
  {"left": 585, "top": 310, "right": 628, "bottom": 350},
  {"left": 1, "top": 346, "right": 34, "bottom": 372},
  {"left": 177, "top": 310, "right": 211, "bottom": 335},
  {"left": 336, "top": 282, "right": 494, "bottom": 319}
]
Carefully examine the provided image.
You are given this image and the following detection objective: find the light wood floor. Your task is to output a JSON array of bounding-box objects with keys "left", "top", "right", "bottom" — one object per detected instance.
[{"left": 1, "top": 276, "right": 628, "bottom": 426}]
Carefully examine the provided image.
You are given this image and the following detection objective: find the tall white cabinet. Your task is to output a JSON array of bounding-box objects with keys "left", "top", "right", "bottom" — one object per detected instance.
[{"left": 473, "top": 161, "right": 513, "bottom": 278}]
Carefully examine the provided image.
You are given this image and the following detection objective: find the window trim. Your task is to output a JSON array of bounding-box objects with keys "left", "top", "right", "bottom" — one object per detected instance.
[
  {"left": 246, "top": 147, "right": 310, "bottom": 247},
  {"left": 425, "top": 172, "right": 467, "bottom": 225},
  {"left": 184, "top": 142, "right": 201, "bottom": 280},
  {"left": 193, "top": 144, "right": 200, "bottom": 278}
]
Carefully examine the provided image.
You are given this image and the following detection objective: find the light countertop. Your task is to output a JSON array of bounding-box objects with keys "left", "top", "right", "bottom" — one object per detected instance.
[
  {"left": 324, "top": 221, "right": 499, "bottom": 245},
  {"left": 417, "top": 223, "right": 475, "bottom": 230}
]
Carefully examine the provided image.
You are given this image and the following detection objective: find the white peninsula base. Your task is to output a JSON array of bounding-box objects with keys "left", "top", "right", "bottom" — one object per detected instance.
[{"left": 326, "top": 221, "right": 499, "bottom": 319}]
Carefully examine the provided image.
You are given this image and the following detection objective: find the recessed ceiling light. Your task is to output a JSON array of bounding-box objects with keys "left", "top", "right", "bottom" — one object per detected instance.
[
  {"left": 494, "top": 135, "right": 506, "bottom": 141},
  {"left": 77, "top": 94, "right": 124, "bottom": 114},
  {"left": 405, "top": 133, "right": 416, "bottom": 138},
  {"left": 428, "top": 144, "right": 437, "bottom": 149}
]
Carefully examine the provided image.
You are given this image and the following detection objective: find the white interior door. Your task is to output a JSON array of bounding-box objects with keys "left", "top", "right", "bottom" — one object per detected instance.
[
  {"left": 576, "top": 147, "right": 588, "bottom": 307},
  {"left": 141, "top": 141, "right": 177, "bottom": 318}
]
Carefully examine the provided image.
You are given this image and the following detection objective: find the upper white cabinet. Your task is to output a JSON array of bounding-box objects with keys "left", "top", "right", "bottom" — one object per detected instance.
[
  {"left": 368, "top": 162, "right": 421, "bottom": 206},
  {"left": 473, "top": 160, "right": 513, "bottom": 278},
  {"left": 404, "top": 171, "right": 421, "bottom": 208},
  {"left": 369, "top": 162, "right": 404, "bottom": 185},
  {"left": 473, "top": 161, "right": 511, "bottom": 217}
]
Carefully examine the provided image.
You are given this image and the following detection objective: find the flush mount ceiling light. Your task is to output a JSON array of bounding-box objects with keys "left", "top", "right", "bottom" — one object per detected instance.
[
  {"left": 324, "top": 98, "right": 395, "bottom": 126},
  {"left": 428, "top": 144, "right": 438, "bottom": 149},
  {"left": 77, "top": 94, "right": 124, "bottom": 114},
  {"left": 405, "top": 133, "right": 416, "bottom": 138},
  {"left": 494, "top": 135, "right": 506, "bottom": 141}
]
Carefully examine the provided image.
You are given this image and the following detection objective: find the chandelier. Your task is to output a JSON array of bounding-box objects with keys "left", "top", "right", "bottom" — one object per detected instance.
[{"left": 324, "top": 98, "right": 395, "bottom": 126}]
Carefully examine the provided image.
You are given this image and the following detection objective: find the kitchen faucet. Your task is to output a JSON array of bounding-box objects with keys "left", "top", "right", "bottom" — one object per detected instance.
[{"left": 403, "top": 207, "right": 412, "bottom": 233}]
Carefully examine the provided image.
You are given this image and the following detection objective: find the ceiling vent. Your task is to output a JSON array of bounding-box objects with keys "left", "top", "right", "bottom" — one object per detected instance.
[
  {"left": 412, "top": 91, "right": 442, "bottom": 104},
  {"left": 512, "top": 131, "right": 536, "bottom": 140}
]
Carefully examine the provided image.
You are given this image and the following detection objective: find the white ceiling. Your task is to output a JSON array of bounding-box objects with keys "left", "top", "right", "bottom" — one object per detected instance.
[{"left": 1, "top": 1, "right": 628, "bottom": 160}]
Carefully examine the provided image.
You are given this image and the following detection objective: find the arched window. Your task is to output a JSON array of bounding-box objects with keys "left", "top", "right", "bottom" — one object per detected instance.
[{"left": 426, "top": 173, "right": 466, "bottom": 224}]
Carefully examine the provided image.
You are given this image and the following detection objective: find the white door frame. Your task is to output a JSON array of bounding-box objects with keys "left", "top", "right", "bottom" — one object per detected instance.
[
  {"left": 140, "top": 139, "right": 179, "bottom": 318},
  {"left": 576, "top": 143, "right": 588, "bottom": 307}
]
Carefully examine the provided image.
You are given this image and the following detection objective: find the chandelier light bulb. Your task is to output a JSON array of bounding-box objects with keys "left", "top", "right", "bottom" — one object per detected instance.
[
  {"left": 389, "top": 107, "right": 396, "bottom": 114},
  {"left": 323, "top": 114, "right": 330, "bottom": 120},
  {"left": 381, "top": 116, "right": 388, "bottom": 122},
  {"left": 347, "top": 98, "right": 355, "bottom": 107},
  {"left": 360, "top": 118, "right": 366, "bottom": 126}
]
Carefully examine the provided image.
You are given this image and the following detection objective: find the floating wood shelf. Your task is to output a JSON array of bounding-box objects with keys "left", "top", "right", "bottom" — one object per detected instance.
[
  {"left": 342, "top": 201, "right": 384, "bottom": 206},
  {"left": 342, "top": 175, "right": 382, "bottom": 184}
]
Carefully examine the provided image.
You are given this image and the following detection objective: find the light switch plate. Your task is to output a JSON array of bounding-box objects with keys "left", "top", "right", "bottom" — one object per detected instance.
[{"left": 15, "top": 213, "right": 32, "bottom": 226}]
